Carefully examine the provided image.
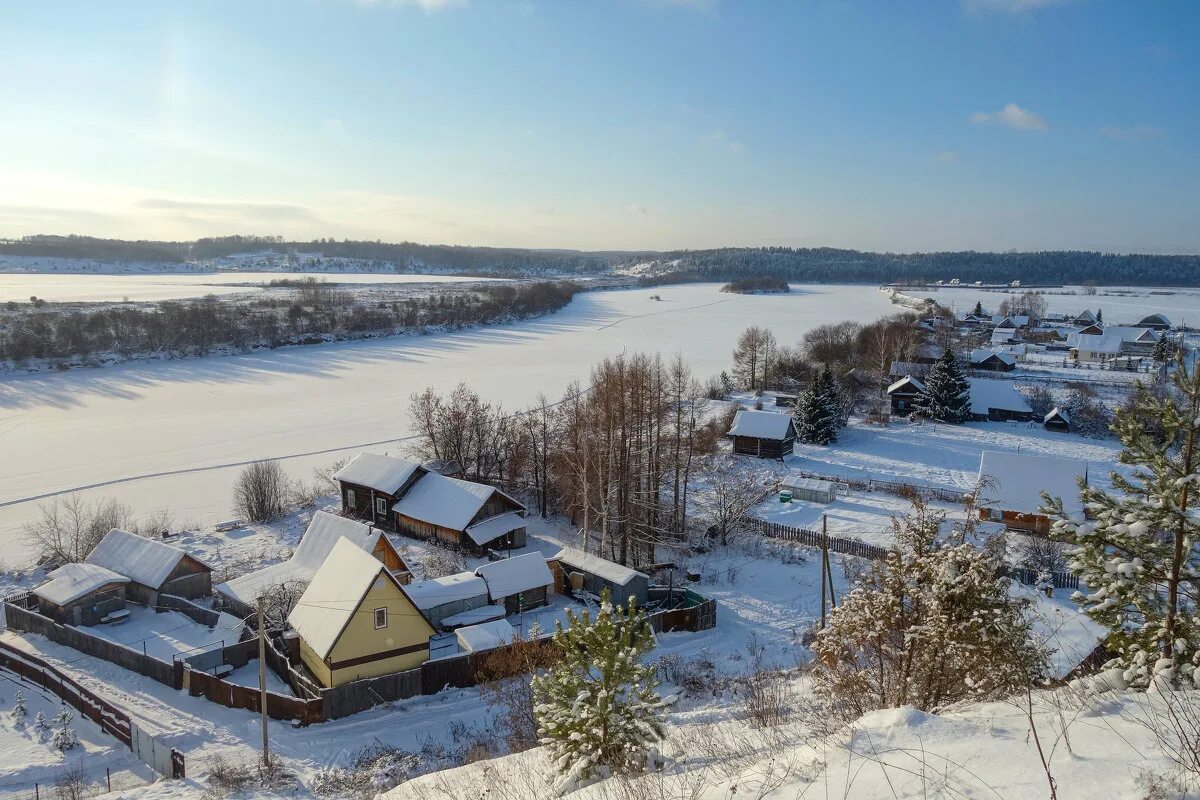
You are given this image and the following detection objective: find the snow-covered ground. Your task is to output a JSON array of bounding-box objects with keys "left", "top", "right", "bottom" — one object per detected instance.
[
  {"left": 924, "top": 284, "right": 1195, "bottom": 327},
  {"left": 81, "top": 607, "right": 232, "bottom": 663},
  {"left": 0, "top": 283, "right": 897, "bottom": 568}
]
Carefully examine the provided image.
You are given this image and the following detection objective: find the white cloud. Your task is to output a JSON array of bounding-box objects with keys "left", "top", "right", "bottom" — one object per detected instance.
[
  {"left": 962, "top": 0, "right": 1070, "bottom": 13},
  {"left": 1100, "top": 124, "right": 1162, "bottom": 141},
  {"left": 970, "top": 103, "right": 1047, "bottom": 131}
]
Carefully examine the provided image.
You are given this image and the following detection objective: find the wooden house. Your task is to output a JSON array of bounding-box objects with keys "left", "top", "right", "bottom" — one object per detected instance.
[
  {"left": 967, "top": 377, "right": 1034, "bottom": 422},
  {"left": 727, "top": 409, "right": 797, "bottom": 459},
  {"left": 288, "top": 538, "right": 435, "bottom": 688},
  {"left": 86, "top": 529, "right": 211, "bottom": 605},
  {"left": 550, "top": 546, "right": 649, "bottom": 607},
  {"left": 977, "top": 450, "right": 1087, "bottom": 535},
  {"left": 33, "top": 563, "right": 130, "bottom": 626},
  {"left": 886, "top": 375, "right": 925, "bottom": 415},
  {"left": 1072, "top": 310, "right": 1097, "bottom": 326},
  {"left": 475, "top": 553, "right": 553, "bottom": 615},
  {"left": 335, "top": 453, "right": 425, "bottom": 530},
  {"left": 969, "top": 349, "right": 1017, "bottom": 373},
  {"left": 1043, "top": 407, "right": 1071, "bottom": 432},
  {"left": 215, "top": 511, "right": 411, "bottom": 618}
]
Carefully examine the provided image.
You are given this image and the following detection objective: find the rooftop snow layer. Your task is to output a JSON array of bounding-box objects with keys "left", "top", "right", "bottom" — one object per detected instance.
[
  {"left": 475, "top": 553, "right": 553, "bottom": 600},
  {"left": 464, "top": 512, "right": 526, "bottom": 547},
  {"left": 86, "top": 528, "right": 201, "bottom": 588},
  {"left": 404, "top": 572, "right": 489, "bottom": 610},
  {"left": 977, "top": 450, "right": 1087, "bottom": 517},
  {"left": 553, "top": 546, "right": 647, "bottom": 586},
  {"left": 334, "top": 453, "right": 422, "bottom": 495},
  {"left": 217, "top": 511, "right": 385, "bottom": 605},
  {"left": 456, "top": 618, "right": 514, "bottom": 652},
  {"left": 967, "top": 378, "right": 1032, "bottom": 415},
  {"left": 727, "top": 409, "right": 795, "bottom": 439},
  {"left": 439, "top": 604, "right": 506, "bottom": 628},
  {"left": 288, "top": 538, "right": 391, "bottom": 660},
  {"left": 394, "top": 473, "right": 520, "bottom": 532},
  {"left": 969, "top": 348, "right": 1017, "bottom": 366},
  {"left": 887, "top": 375, "right": 925, "bottom": 394},
  {"left": 34, "top": 563, "right": 130, "bottom": 606}
]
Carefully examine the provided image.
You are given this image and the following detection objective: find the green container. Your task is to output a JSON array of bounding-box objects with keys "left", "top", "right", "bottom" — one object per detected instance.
[{"left": 779, "top": 490, "right": 793, "bottom": 503}]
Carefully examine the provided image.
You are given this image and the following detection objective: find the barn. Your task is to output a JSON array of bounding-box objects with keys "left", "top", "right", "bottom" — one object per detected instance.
[
  {"left": 977, "top": 450, "right": 1087, "bottom": 535},
  {"left": 967, "top": 378, "right": 1034, "bottom": 422},
  {"left": 393, "top": 473, "right": 527, "bottom": 553},
  {"left": 969, "top": 349, "right": 1017, "bottom": 373},
  {"left": 86, "top": 529, "right": 212, "bottom": 605},
  {"left": 1138, "top": 313, "right": 1170, "bottom": 331},
  {"left": 727, "top": 409, "right": 797, "bottom": 459},
  {"left": 33, "top": 563, "right": 130, "bottom": 626}
]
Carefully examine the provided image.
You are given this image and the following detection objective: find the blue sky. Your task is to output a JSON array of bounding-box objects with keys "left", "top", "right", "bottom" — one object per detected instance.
[{"left": 1, "top": 0, "right": 1196, "bottom": 252}]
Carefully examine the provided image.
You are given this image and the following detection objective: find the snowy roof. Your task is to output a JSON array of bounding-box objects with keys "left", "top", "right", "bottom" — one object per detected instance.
[
  {"left": 86, "top": 529, "right": 205, "bottom": 588},
  {"left": 553, "top": 546, "right": 647, "bottom": 586},
  {"left": 990, "top": 328, "right": 1021, "bottom": 345},
  {"left": 439, "top": 604, "right": 506, "bottom": 628},
  {"left": 969, "top": 349, "right": 1016, "bottom": 366},
  {"left": 727, "top": 409, "right": 796, "bottom": 440},
  {"left": 1073, "top": 310, "right": 1096, "bottom": 322},
  {"left": 1139, "top": 313, "right": 1170, "bottom": 327},
  {"left": 977, "top": 450, "right": 1087, "bottom": 517},
  {"left": 464, "top": 512, "right": 526, "bottom": 547},
  {"left": 1071, "top": 332, "right": 1125, "bottom": 354},
  {"left": 475, "top": 553, "right": 553, "bottom": 600},
  {"left": 456, "top": 618, "right": 514, "bottom": 653},
  {"left": 887, "top": 375, "right": 925, "bottom": 394},
  {"left": 781, "top": 477, "right": 834, "bottom": 493},
  {"left": 1044, "top": 407, "right": 1071, "bottom": 423},
  {"left": 34, "top": 563, "right": 129, "bottom": 606},
  {"left": 404, "top": 572, "right": 488, "bottom": 610},
  {"left": 288, "top": 538, "right": 395, "bottom": 660},
  {"left": 216, "top": 511, "right": 386, "bottom": 605},
  {"left": 393, "top": 473, "right": 522, "bottom": 532},
  {"left": 991, "top": 315, "right": 1029, "bottom": 327},
  {"left": 888, "top": 361, "right": 927, "bottom": 377},
  {"left": 334, "top": 453, "right": 422, "bottom": 495},
  {"left": 967, "top": 378, "right": 1032, "bottom": 415}
]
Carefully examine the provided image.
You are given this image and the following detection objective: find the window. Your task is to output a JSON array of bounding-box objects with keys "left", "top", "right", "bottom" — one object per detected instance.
[
  {"left": 373, "top": 608, "right": 387, "bottom": 629},
  {"left": 346, "top": 488, "right": 356, "bottom": 507},
  {"left": 375, "top": 497, "right": 387, "bottom": 515}
]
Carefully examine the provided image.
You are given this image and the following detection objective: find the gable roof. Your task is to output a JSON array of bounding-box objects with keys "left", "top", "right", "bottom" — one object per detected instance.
[
  {"left": 393, "top": 473, "right": 522, "bottom": 532},
  {"left": 475, "top": 553, "right": 553, "bottom": 600},
  {"left": 1073, "top": 310, "right": 1096, "bottom": 323},
  {"left": 1044, "top": 406, "right": 1071, "bottom": 424},
  {"left": 969, "top": 349, "right": 1017, "bottom": 366},
  {"left": 977, "top": 450, "right": 1086, "bottom": 517},
  {"left": 334, "top": 453, "right": 423, "bottom": 495},
  {"left": 1072, "top": 332, "right": 1126, "bottom": 354},
  {"left": 86, "top": 529, "right": 205, "bottom": 588},
  {"left": 287, "top": 537, "right": 426, "bottom": 661},
  {"left": 34, "top": 563, "right": 129, "bottom": 606},
  {"left": 464, "top": 512, "right": 526, "bottom": 547},
  {"left": 727, "top": 409, "right": 797, "bottom": 440},
  {"left": 404, "top": 572, "right": 489, "bottom": 610},
  {"left": 553, "top": 546, "right": 647, "bottom": 586},
  {"left": 991, "top": 315, "right": 1029, "bottom": 327},
  {"left": 966, "top": 378, "right": 1032, "bottom": 415},
  {"left": 887, "top": 375, "right": 925, "bottom": 394},
  {"left": 216, "top": 511, "right": 389, "bottom": 605}
]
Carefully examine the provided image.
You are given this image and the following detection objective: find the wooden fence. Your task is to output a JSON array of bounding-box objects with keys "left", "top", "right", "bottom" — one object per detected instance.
[
  {"left": 747, "top": 517, "right": 1079, "bottom": 590},
  {"left": 0, "top": 639, "right": 185, "bottom": 779},
  {"left": 182, "top": 667, "right": 323, "bottom": 725},
  {"left": 157, "top": 593, "right": 223, "bottom": 628}
]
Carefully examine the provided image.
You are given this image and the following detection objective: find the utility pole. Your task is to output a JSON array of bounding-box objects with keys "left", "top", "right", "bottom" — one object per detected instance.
[
  {"left": 820, "top": 514, "right": 828, "bottom": 628},
  {"left": 257, "top": 596, "right": 270, "bottom": 767}
]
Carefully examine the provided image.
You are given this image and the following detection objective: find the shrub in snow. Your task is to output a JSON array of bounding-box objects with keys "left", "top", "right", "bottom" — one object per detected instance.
[
  {"left": 53, "top": 707, "right": 75, "bottom": 726},
  {"left": 51, "top": 724, "right": 79, "bottom": 751},
  {"left": 812, "top": 498, "right": 1044, "bottom": 719},
  {"left": 33, "top": 711, "right": 47, "bottom": 730},
  {"left": 533, "top": 588, "right": 665, "bottom": 795},
  {"left": 917, "top": 348, "right": 971, "bottom": 424},
  {"left": 11, "top": 691, "right": 26, "bottom": 725},
  {"left": 1045, "top": 352, "right": 1200, "bottom": 689}
]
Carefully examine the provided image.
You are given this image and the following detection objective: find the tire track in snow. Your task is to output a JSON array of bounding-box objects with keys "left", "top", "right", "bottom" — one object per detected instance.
[{"left": 0, "top": 295, "right": 732, "bottom": 510}]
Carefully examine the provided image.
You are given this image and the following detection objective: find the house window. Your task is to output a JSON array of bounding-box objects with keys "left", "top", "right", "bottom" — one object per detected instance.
[
  {"left": 373, "top": 608, "right": 387, "bottom": 629},
  {"left": 346, "top": 488, "right": 356, "bottom": 507},
  {"left": 375, "top": 497, "right": 387, "bottom": 515}
]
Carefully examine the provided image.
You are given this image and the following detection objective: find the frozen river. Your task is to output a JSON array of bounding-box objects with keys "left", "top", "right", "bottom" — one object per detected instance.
[
  {"left": 0, "top": 283, "right": 895, "bottom": 567},
  {"left": 0, "top": 271, "right": 497, "bottom": 303}
]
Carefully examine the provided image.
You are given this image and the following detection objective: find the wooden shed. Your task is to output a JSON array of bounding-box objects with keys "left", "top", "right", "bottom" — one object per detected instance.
[
  {"left": 781, "top": 476, "right": 837, "bottom": 504},
  {"left": 1043, "top": 407, "right": 1071, "bottom": 433},
  {"left": 977, "top": 450, "right": 1088, "bottom": 535},
  {"left": 727, "top": 410, "right": 797, "bottom": 460},
  {"left": 86, "top": 529, "right": 212, "bottom": 605},
  {"left": 886, "top": 375, "right": 925, "bottom": 415},
  {"left": 475, "top": 553, "right": 553, "bottom": 615},
  {"left": 550, "top": 547, "right": 649, "bottom": 608},
  {"left": 33, "top": 563, "right": 130, "bottom": 626}
]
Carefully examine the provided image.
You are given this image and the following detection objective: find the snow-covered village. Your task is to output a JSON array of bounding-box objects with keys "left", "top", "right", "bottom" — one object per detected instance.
[{"left": 3, "top": 3, "right": 1200, "bottom": 799}]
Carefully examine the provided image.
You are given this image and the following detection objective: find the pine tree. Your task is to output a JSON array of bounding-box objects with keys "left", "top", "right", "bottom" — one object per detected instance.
[
  {"left": 1153, "top": 337, "right": 1169, "bottom": 363},
  {"left": 11, "top": 692, "right": 25, "bottom": 727},
  {"left": 918, "top": 349, "right": 971, "bottom": 424},
  {"left": 796, "top": 368, "right": 838, "bottom": 445},
  {"left": 51, "top": 724, "right": 79, "bottom": 752},
  {"left": 532, "top": 589, "right": 665, "bottom": 794},
  {"left": 1045, "top": 353, "right": 1200, "bottom": 689},
  {"left": 1096, "top": 308, "right": 1103, "bottom": 324},
  {"left": 971, "top": 300, "right": 984, "bottom": 317}
]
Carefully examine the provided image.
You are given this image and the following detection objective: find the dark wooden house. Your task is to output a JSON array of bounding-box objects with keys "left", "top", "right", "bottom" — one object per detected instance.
[
  {"left": 86, "top": 529, "right": 212, "bottom": 605},
  {"left": 969, "top": 349, "right": 1017, "bottom": 373},
  {"left": 886, "top": 375, "right": 925, "bottom": 415},
  {"left": 334, "top": 452, "right": 426, "bottom": 530},
  {"left": 33, "top": 563, "right": 130, "bottom": 626},
  {"left": 1043, "top": 407, "right": 1071, "bottom": 433},
  {"left": 727, "top": 409, "right": 797, "bottom": 459}
]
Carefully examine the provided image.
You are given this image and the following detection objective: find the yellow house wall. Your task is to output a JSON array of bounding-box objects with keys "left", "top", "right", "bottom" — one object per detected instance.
[
  {"left": 298, "top": 637, "right": 334, "bottom": 687},
  {"left": 323, "top": 575, "right": 434, "bottom": 687}
]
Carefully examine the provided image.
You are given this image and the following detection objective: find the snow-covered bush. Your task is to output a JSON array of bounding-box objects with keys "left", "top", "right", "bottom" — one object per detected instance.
[
  {"left": 33, "top": 711, "right": 47, "bottom": 730},
  {"left": 11, "top": 691, "right": 26, "bottom": 726},
  {"left": 418, "top": 544, "right": 465, "bottom": 579},
  {"left": 311, "top": 743, "right": 426, "bottom": 798},
  {"left": 812, "top": 498, "right": 1044, "bottom": 719},
  {"left": 53, "top": 707, "right": 75, "bottom": 726},
  {"left": 51, "top": 724, "right": 79, "bottom": 751},
  {"left": 533, "top": 589, "right": 665, "bottom": 794}
]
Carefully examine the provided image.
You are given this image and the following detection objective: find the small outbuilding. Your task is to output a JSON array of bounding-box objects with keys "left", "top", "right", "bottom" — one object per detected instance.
[
  {"left": 456, "top": 618, "right": 515, "bottom": 654},
  {"left": 550, "top": 546, "right": 650, "bottom": 608},
  {"left": 781, "top": 476, "right": 836, "bottom": 504},
  {"left": 977, "top": 450, "right": 1088, "bottom": 535},
  {"left": 886, "top": 375, "right": 925, "bottom": 415},
  {"left": 967, "top": 377, "right": 1034, "bottom": 422},
  {"left": 86, "top": 529, "right": 212, "bottom": 605},
  {"left": 1138, "top": 313, "right": 1171, "bottom": 331},
  {"left": 33, "top": 563, "right": 130, "bottom": 626},
  {"left": 404, "top": 572, "right": 490, "bottom": 629},
  {"left": 475, "top": 553, "right": 553, "bottom": 615},
  {"left": 1043, "top": 407, "right": 1071, "bottom": 433},
  {"left": 727, "top": 409, "right": 797, "bottom": 459}
]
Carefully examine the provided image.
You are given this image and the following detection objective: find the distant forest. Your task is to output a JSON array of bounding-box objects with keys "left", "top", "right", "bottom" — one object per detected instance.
[
  {"left": 2, "top": 235, "right": 1199, "bottom": 286},
  {"left": 617, "top": 247, "right": 1200, "bottom": 287}
]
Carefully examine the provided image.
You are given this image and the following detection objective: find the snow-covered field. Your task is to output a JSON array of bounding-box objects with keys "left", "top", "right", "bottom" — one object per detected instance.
[
  {"left": 923, "top": 284, "right": 1192, "bottom": 326},
  {"left": 0, "top": 283, "right": 896, "bottom": 568}
]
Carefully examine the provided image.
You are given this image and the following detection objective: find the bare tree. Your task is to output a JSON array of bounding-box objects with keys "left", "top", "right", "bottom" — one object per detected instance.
[
  {"left": 232, "top": 460, "right": 290, "bottom": 522},
  {"left": 731, "top": 326, "right": 776, "bottom": 390},
  {"left": 23, "top": 494, "right": 133, "bottom": 566},
  {"left": 695, "top": 455, "right": 762, "bottom": 546}
]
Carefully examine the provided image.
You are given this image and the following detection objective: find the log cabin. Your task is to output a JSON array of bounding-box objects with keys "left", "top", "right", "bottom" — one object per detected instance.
[
  {"left": 886, "top": 375, "right": 925, "bottom": 415},
  {"left": 727, "top": 409, "right": 797, "bottom": 459},
  {"left": 85, "top": 528, "right": 212, "bottom": 605},
  {"left": 33, "top": 563, "right": 130, "bottom": 626}
]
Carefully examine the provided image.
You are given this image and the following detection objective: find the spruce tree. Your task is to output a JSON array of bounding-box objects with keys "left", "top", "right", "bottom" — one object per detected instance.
[
  {"left": 1152, "top": 337, "right": 1169, "bottom": 363},
  {"left": 971, "top": 301, "right": 984, "bottom": 317},
  {"left": 918, "top": 349, "right": 971, "bottom": 424},
  {"left": 1045, "top": 353, "right": 1200, "bottom": 688},
  {"left": 796, "top": 368, "right": 839, "bottom": 445},
  {"left": 532, "top": 589, "right": 664, "bottom": 794},
  {"left": 1096, "top": 308, "right": 1103, "bottom": 324}
]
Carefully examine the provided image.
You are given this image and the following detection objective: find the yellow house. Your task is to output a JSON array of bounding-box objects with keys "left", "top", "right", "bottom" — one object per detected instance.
[{"left": 288, "top": 537, "right": 435, "bottom": 688}]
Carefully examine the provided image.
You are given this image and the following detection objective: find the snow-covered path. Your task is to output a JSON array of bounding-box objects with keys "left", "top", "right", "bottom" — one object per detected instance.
[{"left": 0, "top": 283, "right": 895, "bottom": 567}]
